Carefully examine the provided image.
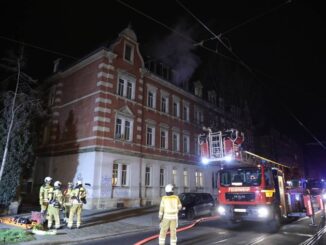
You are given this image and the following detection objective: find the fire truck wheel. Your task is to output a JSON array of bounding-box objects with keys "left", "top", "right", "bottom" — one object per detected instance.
[
  {"left": 186, "top": 209, "right": 195, "bottom": 221},
  {"left": 268, "top": 210, "right": 281, "bottom": 233}
]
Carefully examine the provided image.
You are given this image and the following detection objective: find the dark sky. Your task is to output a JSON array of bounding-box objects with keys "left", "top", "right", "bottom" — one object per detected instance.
[{"left": 0, "top": 0, "right": 325, "bottom": 176}]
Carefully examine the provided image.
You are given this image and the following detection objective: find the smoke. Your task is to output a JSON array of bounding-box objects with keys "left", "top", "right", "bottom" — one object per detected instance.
[{"left": 148, "top": 19, "right": 201, "bottom": 85}]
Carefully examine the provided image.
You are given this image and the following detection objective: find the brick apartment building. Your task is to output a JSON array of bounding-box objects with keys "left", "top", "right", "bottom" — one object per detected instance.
[{"left": 35, "top": 26, "right": 254, "bottom": 209}]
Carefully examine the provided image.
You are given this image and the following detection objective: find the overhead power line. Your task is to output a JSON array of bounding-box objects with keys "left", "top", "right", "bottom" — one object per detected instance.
[
  {"left": 0, "top": 35, "right": 77, "bottom": 60},
  {"left": 176, "top": 0, "right": 326, "bottom": 150}
]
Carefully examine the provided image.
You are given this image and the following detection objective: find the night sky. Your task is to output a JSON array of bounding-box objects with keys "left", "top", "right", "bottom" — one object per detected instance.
[{"left": 0, "top": 0, "right": 325, "bottom": 177}]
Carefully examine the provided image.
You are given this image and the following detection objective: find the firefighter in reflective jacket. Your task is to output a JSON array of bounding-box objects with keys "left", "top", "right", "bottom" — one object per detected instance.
[
  {"left": 39, "top": 176, "right": 53, "bottom": 214},
  {"left": 63, "top": 182, "right": 73, "bottom": 223},
  {"left": 68, "top": 180, "right": 87, "bottom": 229},
  {"left": 159, "top": 184, "right": 182, "bottom": 245},
  {"left": 47, "top": 181, "right": 63, "bottom": 229}
]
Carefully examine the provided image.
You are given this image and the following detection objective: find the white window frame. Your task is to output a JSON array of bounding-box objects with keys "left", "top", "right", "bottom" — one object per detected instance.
[
  {"left": 123, "top": 42, "right": 134, "bottom": 64},
  {"left": 146, "top": 125, "right": 156, "bottom": 146},
  {"left": 115, "top": 115, "right": 134, "bottom": 141},
  {"left": 183, "top": 169, "right": 188, "bottom": 187},
  {"left": 112, "top": 162, "right": 129, "bottom": 187},
  {"left": 195, "top": 170, "right": 203, "bottom": 187},
  {"left": 160, "top": 128, "right": 168, "bottom": 149},
  {"left": 117, "top": 74, "right": 136, "bottom": 100},
  {"left": 172, "top": 96, "right": 180, "bottom": 117},
  {"left": 172, "top": 168, "right": 177, "bottom": 186},
  {"left": 172, "top": 132, "right": 180, "bottom": 152},
  {"left": 183, "top": 103, "right": 190, "bottom": 122},
  {"left": 146, "top": 84, "right": 157, "bottom": 109},
  {"left": 160, "top": 168, "right": 165, "bottom": 187},
  {"left": 183, "top": 135, "right": 190, "bottom": 153},
  {"left": 145, "top": 166, "right": 151, "bottom": 187}
]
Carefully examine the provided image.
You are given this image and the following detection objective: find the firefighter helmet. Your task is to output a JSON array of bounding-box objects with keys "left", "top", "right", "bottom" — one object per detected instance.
[
  {"left": 165, "top": 184, "right": 174, "bottom": 193},
  {"left": 44, "top": 176, "right": 52, "bottom": 184},
  {"left": 54, "top": 181, "right": 62, "bottom": 188},
  {"left": 76, "top": 180, "right": 83, "bottom": 186}
]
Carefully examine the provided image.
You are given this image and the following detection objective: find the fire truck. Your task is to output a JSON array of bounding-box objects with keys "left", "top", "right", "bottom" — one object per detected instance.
[{"left": 199, "top": 128, "right": 324, "bottom": 232}]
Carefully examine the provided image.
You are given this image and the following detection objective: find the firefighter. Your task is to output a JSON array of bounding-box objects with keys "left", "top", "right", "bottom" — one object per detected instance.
[
  {"left": 158, "top": 184, "right": 182, "bottom": 245},
  {"left": 39, "top": 176, "right": 53, "bottom": 214},
  {"left": 63, "top": 182, "right": 74, "bottom": 223},
  {"left": 68, "top": 180, "right": 87, "bottom": 229},
  {"left": 47, "top": 180, "right": 63, "bottom": 229}
]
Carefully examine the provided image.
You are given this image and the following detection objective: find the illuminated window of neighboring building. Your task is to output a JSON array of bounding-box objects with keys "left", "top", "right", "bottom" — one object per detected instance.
[
  {"left": 145, "top": 166, "right": 151, "bottom": 186},
  {"left": 124, "top": 43, "right": 134, "bottom": 63}
]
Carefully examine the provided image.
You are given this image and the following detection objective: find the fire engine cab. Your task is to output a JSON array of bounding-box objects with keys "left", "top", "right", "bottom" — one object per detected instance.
[{"left": 199, "top": 128, "right": 324, "bottom": 232}]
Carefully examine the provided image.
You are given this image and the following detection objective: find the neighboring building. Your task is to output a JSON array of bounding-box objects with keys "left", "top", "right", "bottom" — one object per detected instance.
[
  {"left": 255, "top": 128, "right": 305, "bottom": 177},
  {"left": 35, "top": 26, "right": 254, "bottom": 209}
]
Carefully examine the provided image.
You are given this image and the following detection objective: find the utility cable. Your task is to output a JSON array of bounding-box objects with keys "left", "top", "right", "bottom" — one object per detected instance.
[
  {"left": 176, "top": 0, "right": 326, "bottom": 150},
  {"left": 0, "top": 35, "right": 78, "bottom": 60}
]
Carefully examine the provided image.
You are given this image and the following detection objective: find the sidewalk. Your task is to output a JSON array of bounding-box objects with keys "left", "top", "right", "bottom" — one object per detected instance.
[{"left": 1, "top": 206, "right": 191, "bottom": 245}]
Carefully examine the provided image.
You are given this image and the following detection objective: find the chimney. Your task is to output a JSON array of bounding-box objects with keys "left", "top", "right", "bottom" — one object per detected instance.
[{"left": 53, "top": 58, "right": 61, "bottom": 73}]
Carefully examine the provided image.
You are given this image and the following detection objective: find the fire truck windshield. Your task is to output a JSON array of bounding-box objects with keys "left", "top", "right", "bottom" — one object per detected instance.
[{"left": 220, "top": 168, "right": 262, "bottom": 187}]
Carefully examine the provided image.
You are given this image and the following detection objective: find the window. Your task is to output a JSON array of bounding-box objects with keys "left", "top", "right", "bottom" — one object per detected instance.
[
  {"left": 48, "top": 85, "right": 56, "bottom": 106},
  {"left": 184, "top": 169, "right": 188, "bottom": 187},
  {"left": 208, "top": 90, "right": 217, "bottom": 105},
  {"left": 112, "top": 163, "right": 118, "bottom": 186},
  {"left": 160, "top": 129, "right": 168, "bottom": 149},
  {"left": 146, "top": 126, "right": 155, "bottom": 146},
  {"left": 195, "top": 171, "right": 203, "bottom": 187},
  {"left": 173, "top": 101, "right": 179, "bottom": 117},
  {"left": 183, "top": 135, "right": 190, "bottom": 153},
  {"left": 145, "top": 166, "right": 151, "bottom": 186},
  {"left": 117, "top": 75, "right": 135, "bottom": 99},
  {"left": 115, "top": 117, "right": 133, "bottom": 141},
  {"left": 160, "top": 168, "right": 165, "bottom": 187},
  {"left": 172, "top": 132, "right": 180, "bottom": 151},
  {"left": 112, "top": 163, "right": 129, "bottom": 186},
  {"left": 161, "top": 96, "right": 168, "bottom": 113},
  {"left": 124, "top": 43, "right": 134, "bottom": 63},
  {"left": 147, "top": 91, "right": 154, "bottom": 108},
  {"left": 194, "top": 107, "right": 204, "bottom": 124},
  {"left": 172, "top": 168, "right": 177, "bottom": 186},
  {"left": 126, "top": 82, "right": 132, "bottom": 99},
  {"left": 121, "top": 164, "right": 127, "bottom": 186},
  {"left": 183, "top": 104, "right": 189, "bottom": 121},
  {"left": 194, "top": 137, "right": 200, "bottom": 155}
]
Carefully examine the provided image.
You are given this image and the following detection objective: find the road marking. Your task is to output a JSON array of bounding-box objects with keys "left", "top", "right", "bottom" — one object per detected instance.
[
  {"left": 282, "top": 231, "right": 313, "bottom": 238},
  {"left": 245, "top": 235, "right": 267, "bottom": 245},
  {"left": 300, "top": 226, "right": 326, "bottom": 245},
  {"left": 212, "top": 238, "right": 228, "bottom": 244}
]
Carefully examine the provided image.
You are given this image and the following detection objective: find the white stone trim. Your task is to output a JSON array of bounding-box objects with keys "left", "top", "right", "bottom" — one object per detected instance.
[
  {"left": 138, "top": 95, "right": 143, "bottom": 100},
  {"left": 93, "top": 126, "right": 110, "bottom": 132},
  {"left": 57, "top": 83, "right": 63, "bottom": 87},
  {"left": 136, "top": 135, "right": 141, "bottom": 140},
  {"left": 55, "top": 90, "right": 62, "bottom": 95},
  {"left": 98, "top": 63, "right": 114, "bottom": 70},
  {"left": 94, "top": 116, "right": 111, "bottom": 123},
  {"left": 94, "top": 107, "right": 111, "bottom": 113},
  {"left": 137, "top": 109, "right": 142, "bottom": 114},
  {"left": 138, "top": 86, "right": 143, "bottom": 92},
  {"left": 97, "top": 72, "right": 114, "bottom": 79},
  {"left": 137, "top": 118, "right": 142, "bottom": 123},
  {"left": 52, "top": 111, "right": 59, "bottom": 116},
  {"left": 52, "top": 120, "right": 59, "bottom": 124},
  {"left": 139, "top": 79, "right": 143, "bottom": 84},
  {"left": 54, "top": 98, "right": 61, "bottom": 103},
  {"left": 137, "top": 126, "right": 142, "bottom": 131},
  {"left": 96, "top": 98, "right": 112, "bottom": 104},
  {"left": 97, "top": 81, "right": 113, "bottom": 88}
]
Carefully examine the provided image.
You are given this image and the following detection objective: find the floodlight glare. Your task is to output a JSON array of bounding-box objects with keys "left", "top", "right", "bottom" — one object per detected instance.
[
  {"left": 224, "top": 155, "right": 232, "bottom": 162},
  {"left": 201, "top": 157, "right": 209, "bottom": 164}
]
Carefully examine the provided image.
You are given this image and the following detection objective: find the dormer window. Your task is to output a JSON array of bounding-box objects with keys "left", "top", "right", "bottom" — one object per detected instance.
[{"left": 124, "top": 42, "right": 134, "bottom": 63}]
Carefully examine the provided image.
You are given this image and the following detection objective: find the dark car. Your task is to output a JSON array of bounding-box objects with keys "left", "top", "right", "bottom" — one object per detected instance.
[{"left": 178, "top": 192, "right": 216, "bottom": 220}]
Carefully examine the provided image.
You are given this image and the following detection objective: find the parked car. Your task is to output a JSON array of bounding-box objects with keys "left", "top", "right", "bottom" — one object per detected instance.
[{"left": 178, "top": 192, "right": 216, "bottom": 220}]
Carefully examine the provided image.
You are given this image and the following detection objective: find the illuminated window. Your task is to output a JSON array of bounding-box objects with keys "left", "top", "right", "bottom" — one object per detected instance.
[
  {"left": 184, "top": 169, "right": 188, "bottom": 187},
  {"left": 195, "top": 171, "right": 203, "bottom": 187},
  {"left": 112, "top": 164, "right": 118, "bottom": 186},
  {"left": 172, "top": 168, "right": 177, "bottom": 186}
]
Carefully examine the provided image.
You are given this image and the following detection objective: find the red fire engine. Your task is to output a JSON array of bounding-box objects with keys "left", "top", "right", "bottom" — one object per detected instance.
[{"left": 199, "top": 128, "right": 324, "bottom": 232}]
